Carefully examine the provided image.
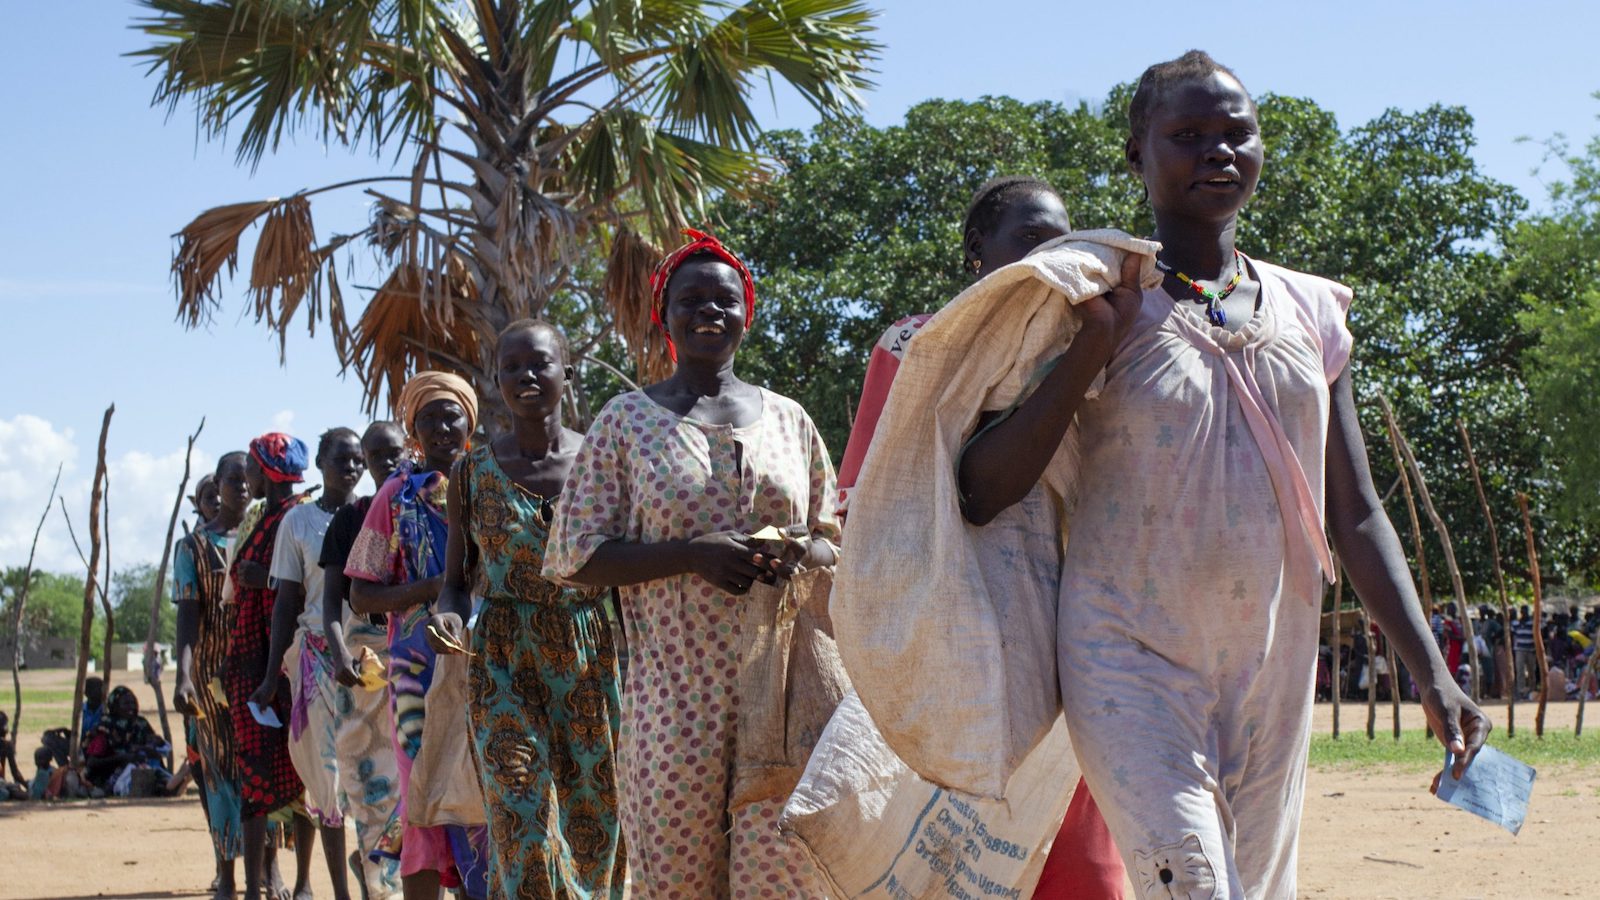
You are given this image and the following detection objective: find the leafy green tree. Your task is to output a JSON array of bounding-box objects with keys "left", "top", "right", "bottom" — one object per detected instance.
[
  {"left": 2, "top": 570, "right": 88, "bottom": 642},
  {"left": 1507, "top": 101, "right": 1600, "bottom": 573},
  {"left": 109, "top": 565, "right": 176, "bottom": 646},
  {"left": 717, "top": 91, "right": 1593, "bottom": 590},
  {"left": 133, "top": 0, "right": 881, "bottom": 415}
]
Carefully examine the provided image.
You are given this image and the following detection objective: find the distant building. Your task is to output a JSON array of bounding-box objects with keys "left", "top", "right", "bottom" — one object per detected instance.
[{"left": 0, "top": 635, "right": 78, "bottom": 669}]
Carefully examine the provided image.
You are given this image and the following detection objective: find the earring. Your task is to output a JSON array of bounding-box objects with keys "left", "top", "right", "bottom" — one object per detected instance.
[{"left": 971, "top": 259, "right": 982, "bottom": 274}]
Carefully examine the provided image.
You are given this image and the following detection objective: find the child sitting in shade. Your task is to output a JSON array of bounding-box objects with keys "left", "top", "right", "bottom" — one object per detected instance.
[{"left": 29, "top": 747, "right": 53, "bottom": 800}]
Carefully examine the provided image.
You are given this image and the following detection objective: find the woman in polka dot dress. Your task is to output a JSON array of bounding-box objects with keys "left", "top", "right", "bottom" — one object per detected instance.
[{"left": 545, "top": 230, "right": 840, "bottom": 898}]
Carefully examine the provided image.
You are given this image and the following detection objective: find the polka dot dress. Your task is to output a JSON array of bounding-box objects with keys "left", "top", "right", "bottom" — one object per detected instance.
[{"left": 545, "top": 388, "right": 840, "bottom": 898}]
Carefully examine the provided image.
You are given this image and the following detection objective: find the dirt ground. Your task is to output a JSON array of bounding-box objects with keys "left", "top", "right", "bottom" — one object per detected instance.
[{"left": 3, "top": 671, "right": 1592, "bottom": 899}]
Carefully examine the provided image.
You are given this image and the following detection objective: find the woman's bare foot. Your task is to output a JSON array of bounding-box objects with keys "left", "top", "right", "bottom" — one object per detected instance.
[{"left": 264, "top": 861, "right": 290, "bottom": 900}]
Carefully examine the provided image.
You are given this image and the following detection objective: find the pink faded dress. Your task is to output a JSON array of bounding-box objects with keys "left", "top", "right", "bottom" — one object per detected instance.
[
  {"left": 1058, "top": 258, "right": 1352, "bottom": 900},
  {"left": 544, "top": 387, "right": 840, "bottom": 898}
]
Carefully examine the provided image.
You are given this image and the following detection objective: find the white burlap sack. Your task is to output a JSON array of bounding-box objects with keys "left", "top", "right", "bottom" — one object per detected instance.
[
  {"left": 831, "top": 230, "right": 1161, "bottom": 797},
  {"left": 780, "top": 692, "right": 1079, "bottom": 899}
]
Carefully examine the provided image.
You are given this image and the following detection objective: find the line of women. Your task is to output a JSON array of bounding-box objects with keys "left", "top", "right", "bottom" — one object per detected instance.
[{"left": 171, "top": 49, "right": 1488, "bottom": 900}]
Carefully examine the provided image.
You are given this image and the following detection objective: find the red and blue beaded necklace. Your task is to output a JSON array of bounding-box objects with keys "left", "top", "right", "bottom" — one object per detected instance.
[{"left": 1155, "top": 250, "right": 1245, "bottom": 327}]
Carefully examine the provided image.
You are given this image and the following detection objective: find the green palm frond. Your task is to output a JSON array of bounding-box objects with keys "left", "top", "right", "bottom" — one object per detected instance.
[
  {"left": 132, "top": 0, "right": 454, "bottom": 166},
  {"left": 134, "top": 0, "right": 881, "bottom": 414},
  {"left": 652, "top": 0, "right": 879, "bottom": 146}
]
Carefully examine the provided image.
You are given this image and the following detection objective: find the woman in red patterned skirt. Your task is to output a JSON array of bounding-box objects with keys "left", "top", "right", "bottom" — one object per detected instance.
[{"left": 227, "top": 431, "right": 312, "bottom": 900}]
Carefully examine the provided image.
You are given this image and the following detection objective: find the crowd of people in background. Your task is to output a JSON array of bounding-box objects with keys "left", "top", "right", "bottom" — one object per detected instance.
[{"left": 1322, "top": 603, "right": 1600, "bottom": 705}]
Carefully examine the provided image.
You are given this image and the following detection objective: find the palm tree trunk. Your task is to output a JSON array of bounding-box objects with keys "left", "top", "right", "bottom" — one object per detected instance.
[{"left": 1457, "top": 418, "right": 1516, "bottom": 736}]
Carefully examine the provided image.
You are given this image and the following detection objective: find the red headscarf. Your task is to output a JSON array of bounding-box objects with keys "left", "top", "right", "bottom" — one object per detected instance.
[{"left": 648, "top": 228, "right": 757, "bottom": 362}]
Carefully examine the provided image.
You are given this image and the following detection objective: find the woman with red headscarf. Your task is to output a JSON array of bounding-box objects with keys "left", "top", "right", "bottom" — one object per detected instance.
[
  {"left": 546, "top": 230, "right": 840, "bottom": 896},
  {"left": 228, "top": 432, "right": 314, "bottom": 900}
]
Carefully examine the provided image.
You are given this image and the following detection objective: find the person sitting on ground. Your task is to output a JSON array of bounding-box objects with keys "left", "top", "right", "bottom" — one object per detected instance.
[
  {"left": 83, "top": 685, "right": 172, "bottom": 794},
  {"left": 81, "top": 676, "right": 107, "bottom": 735},
  {"left": 29, "top": 746, "right": 54, "bottom": 800}
]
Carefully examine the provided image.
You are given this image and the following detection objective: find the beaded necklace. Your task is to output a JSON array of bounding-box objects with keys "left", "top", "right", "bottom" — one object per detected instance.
[{"left": 1155, "top": 250, "right": 1245, "bottom": 327}]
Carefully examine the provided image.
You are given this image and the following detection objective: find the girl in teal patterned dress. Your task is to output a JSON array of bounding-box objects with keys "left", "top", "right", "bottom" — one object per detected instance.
[{"left": 429, "top": 320, "right": 625, "bottom": 899}]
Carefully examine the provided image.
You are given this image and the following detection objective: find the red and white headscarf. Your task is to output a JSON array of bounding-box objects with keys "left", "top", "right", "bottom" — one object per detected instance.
[{"left": 648, "top": 228, "right": 757, "bottom": 362}]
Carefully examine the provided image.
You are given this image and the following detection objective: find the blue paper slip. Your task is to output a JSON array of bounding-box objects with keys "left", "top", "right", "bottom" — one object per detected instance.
[
  {"left": 247, "top": 700, "right": 283, "bottom": 729},
  {"left": 1436, "top": 745, "right": 1535, "bottom": 835}
]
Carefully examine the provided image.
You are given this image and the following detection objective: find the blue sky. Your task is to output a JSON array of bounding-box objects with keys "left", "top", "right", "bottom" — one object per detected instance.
[{"left": 4, "top": 0, "right": 1598, "bottom": 573}]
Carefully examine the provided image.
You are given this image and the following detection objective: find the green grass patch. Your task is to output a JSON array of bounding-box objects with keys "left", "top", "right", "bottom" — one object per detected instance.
[
  {"left": 1310, "top": 728, "right": 1600, "bottom": 771},
  {"left": 0, "top": 688, "right": 79, "bottom": 707}
]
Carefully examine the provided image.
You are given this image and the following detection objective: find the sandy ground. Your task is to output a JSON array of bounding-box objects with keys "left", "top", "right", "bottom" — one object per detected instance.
[{"left": 4, "top": 671, "right": 1593, "bottom": 899}]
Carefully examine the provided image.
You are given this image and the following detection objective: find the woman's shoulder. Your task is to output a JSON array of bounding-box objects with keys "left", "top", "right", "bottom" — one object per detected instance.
[
  {"left": 756, "top": 387, "right": 821, "bottom": 430},
  {"left": 1252, "top": 258, "right": 1353, "bottom": 312},
  {"left": 592, "top": 390, "right": 652, "bottom": 425}
]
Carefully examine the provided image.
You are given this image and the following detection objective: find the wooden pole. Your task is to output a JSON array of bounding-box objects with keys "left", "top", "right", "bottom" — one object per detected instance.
[
  {"left": 1364, "top": 609, "right": 1379, "bottom": 740},
  {"left": 69, "top": 404, "right": 113, "bottom": 760},
  {"left": 1329, "top": 557, "right": 1343, "bottom": 739},
  {"left": 1577, "top": 652, "right": 1598, "bottom": 738},
  {"left": 7, "top": 464, "right": 62, "bottom": 746},
  {"left": 1388, "top": 640, "right": 1402, "bottom": 741},
  {"left": 1379, "top": 401, "right": 1432, "bottom": 713},
  {"left": 1457, "top": 418, "right": 1517, "bottom": 736},
  {"left": 1378, "top": 394, "right": 1480, "bottom": 703},
  {"left": 98, "top": 473, "right": 114, "bottom": 695},
  {"left": 144, "top": 418, "right": 205, "bottom": 769},
  {"left": 1516, "top": 492, "right": 1551, "bottom": 738}
]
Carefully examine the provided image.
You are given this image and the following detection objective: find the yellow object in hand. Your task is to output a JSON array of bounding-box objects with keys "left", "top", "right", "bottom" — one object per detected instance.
[{"left": 356, "top": 647, "right": 388, "bottom": 692}]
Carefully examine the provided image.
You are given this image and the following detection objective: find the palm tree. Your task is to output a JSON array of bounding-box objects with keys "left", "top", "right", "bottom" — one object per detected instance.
[{"left": 133, "top": 0, "right": 880, "bottom": 415}]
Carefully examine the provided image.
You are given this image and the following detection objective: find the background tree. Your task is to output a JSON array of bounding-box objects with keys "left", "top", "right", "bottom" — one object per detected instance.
[
  {"left": 1509, "top": 99, "right": 1600, "bottom": 567},
  {"left": 716, "top": 90, "right": 1596, "bottom": 589},
  {"left": 2, "top": 570, "right": 93, "bottom": 646},
  {"left": 110, "top": 564, "right": 176, "bottom": 646},
  {"left": 134, "top": 0, "right": 881, "bottom": 419}
]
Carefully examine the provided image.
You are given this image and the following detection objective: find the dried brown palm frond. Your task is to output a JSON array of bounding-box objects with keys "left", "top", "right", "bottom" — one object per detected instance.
[
  {"left": 348, "top": 256, "right": 488, "bottom": 416},
  {"left": 172, "top": 199, "right": 277, "bottom": 326},
  {"left": 247, "top": 196, "right": 321, "bottom": 361},
  {"left": 370, "top": 195, "right": 419, "bottom": 259},
  {"left": 324, "top": 256, "right": 353, "bottom": 368},
  {"left": 603, "top": 227, "right": 672, "bottom": 383}
]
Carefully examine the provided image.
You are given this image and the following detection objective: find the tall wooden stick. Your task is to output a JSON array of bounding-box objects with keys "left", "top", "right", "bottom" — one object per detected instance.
[
  {"left": 1516, "top": 492, "right": 1552, "bottom": 738},
  {"left": 69, "top": 404, "right": 114, "bottom": 760},
  {"left": 144, "top": 418, "right": 205, "bottom": 768},
  {"left": 8, "top": 464, "right": 62, "bottom": 746},
  {"left": 1388, "top": 641, "right": 1402, "bottom": 740},
  {"left": 1379, "top": 402, "right": 1431, "bottom": 713},
  {"left": 1377, "top": 394, "right": 1480, "bottom": 702},
  {"left": 1364, "top": 609, "right": 1379, "bottom": 740},
  {"left": 98, "top": 473, "right": 114, "bottom": 695},
  {"left": 1577, "top": 652, "right": 1598, "bottom": 737},
  {"left": 1457, "top": 418, "right": 1517, "bottom": 735},
  {"left": 1329, "top": 556, "right": 1343, "bottom": 739}
]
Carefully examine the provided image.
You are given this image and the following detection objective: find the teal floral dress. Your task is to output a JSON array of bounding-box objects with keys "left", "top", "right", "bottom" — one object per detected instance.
[{"left": 461, "top": 445, "right": 626, "bottom": 899}]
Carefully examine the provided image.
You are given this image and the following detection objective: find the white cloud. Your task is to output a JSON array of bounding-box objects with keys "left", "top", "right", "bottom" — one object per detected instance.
[
  {"left": 270, "top": 409, "right": 296, "bottom": 433},
  {"left": 0, "top": 415, "right": 213, "bottom": 575}
]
